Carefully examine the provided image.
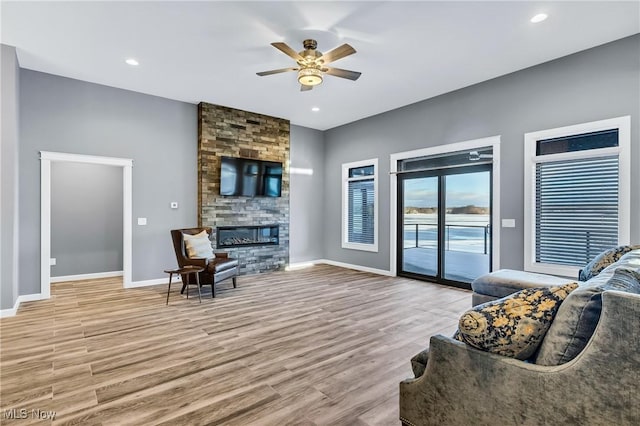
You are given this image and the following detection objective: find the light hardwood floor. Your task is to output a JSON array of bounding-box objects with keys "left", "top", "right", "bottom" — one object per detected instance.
[{"left": 1, "top": 264, "right": 471, "bottom": 425}]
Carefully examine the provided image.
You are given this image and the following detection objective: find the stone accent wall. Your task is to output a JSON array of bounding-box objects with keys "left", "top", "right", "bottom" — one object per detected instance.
[{"left": 198, "top": 102, "right": 290, "bottom": 274}]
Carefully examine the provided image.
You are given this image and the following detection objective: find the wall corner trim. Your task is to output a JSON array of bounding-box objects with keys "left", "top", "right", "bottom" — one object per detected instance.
[{"left": 0, "top": 294, "right": 44, "bottom": 318}]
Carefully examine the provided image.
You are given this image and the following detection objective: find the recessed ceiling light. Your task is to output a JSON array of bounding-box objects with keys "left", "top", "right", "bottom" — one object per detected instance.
[
  {"left": 530, "top": 13, "right": 548, "bottom": 23},
  {"left": 311, "top": 107, "right": 320, "bottom": 112},
  {"left": 125, "top": 58, "right": 139, "bottom": 66}
]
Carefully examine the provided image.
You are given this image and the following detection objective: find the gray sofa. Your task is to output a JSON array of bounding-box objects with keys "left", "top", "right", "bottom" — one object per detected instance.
[{"left": 400, "top": 248, "right": 640, "bottom": 426}]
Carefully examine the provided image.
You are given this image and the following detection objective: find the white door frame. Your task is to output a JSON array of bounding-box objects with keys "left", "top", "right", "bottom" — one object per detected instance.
[
  {"left": 40, "top": 151, "right": 133, "bottom": 298},
  {"left": 389, "top": 136, "right": 501, "bottom": 276}
]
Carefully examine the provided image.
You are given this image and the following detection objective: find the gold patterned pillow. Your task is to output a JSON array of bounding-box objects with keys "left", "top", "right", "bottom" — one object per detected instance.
[{"left": 454, "top": 282, "right": 578, "bottom": 360}]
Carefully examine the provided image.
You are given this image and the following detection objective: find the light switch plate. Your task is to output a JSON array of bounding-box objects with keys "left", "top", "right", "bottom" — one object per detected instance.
[
  {"left": 137, "top": 217, "right": 147, "bottom": 226},
  {"left": 170, "top": 202, "right": 178, "bottom": 209},
  {"left": 50, "top": 258, "right": 56, "bottom": 266},
  {"left": 501, "top": 219, "right": 516, "bottom": 228}
]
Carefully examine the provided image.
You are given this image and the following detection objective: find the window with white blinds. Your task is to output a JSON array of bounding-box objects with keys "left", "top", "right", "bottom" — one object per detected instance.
[
  {"left": 342, "top": 159, "right": 378, "bottom": 252},
  {"left": 524, "top": 117, "right": 630, "bottom": 277},
  {"left": 535, "top": 156, "right": 619, "bottom": 266}
]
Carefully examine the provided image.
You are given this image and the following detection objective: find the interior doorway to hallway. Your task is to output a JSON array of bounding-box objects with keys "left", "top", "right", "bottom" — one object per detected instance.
[
  {"left": 50, "top": 162, "right": 124, "bottom": 282},
  {"left": 40, "top": 151, "right": 133, "bottom": 299}
]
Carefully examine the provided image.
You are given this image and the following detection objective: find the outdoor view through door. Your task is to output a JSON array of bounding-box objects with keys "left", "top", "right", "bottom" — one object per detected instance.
[{"left": 398, "top": 149, "right": 492, "bottom": 288}]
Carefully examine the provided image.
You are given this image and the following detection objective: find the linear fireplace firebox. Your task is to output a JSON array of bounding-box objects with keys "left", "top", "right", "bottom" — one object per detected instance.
[{"left": 216, "top": 225, "right": 279, "bottom": 249}]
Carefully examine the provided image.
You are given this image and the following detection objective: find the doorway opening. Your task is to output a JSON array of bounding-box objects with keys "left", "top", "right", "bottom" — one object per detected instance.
[
  {"left": 390, "top": 137, "right": 500, "bottom": 289},
  {"left": 40, "top": 152, "right": 133, "bottom": 299},
  {"left": 398, "top": 163, "right": 492, "bottom": 288},
  {"left": 50, "top": 162, "right": 124, "bottom": 282}
]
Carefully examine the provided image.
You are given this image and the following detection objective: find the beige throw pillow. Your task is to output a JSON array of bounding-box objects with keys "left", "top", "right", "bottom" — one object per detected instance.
[{"left": 183, "top": 230, "right": 214, "bottom": 259}]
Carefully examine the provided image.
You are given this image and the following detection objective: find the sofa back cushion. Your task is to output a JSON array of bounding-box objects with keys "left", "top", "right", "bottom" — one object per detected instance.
[
  {"left": 535, "top": 256, "right": 640, "bottom": 366},
  {"left": 454, "top": 282, "right": 578, "bottom": 360}
]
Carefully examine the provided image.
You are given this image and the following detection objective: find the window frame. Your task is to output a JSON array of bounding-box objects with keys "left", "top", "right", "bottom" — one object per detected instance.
[
  {"left": 523, "top": 116, "right": 630, "bottom": 277},
  {"left": 342, "top": 158, "right": 379, "bottom": 252}
]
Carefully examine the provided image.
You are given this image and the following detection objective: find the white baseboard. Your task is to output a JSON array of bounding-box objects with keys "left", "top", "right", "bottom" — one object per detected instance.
[
  {"left": 316, "top": 259, "right": 394, "bottom": 277},
  {"left": 0, "top": 293, "right": 45, "bottom": 318},
  {"left": 51, "top": 270, "right": 123, "bottom": 283},
  {"left": 0, "top": 301, "right": 19, "bottom": 318},
  {"left": 286, "top": 260, "right": 322, "bottom": 271},
  {"left": 126, "top": 276, "right": 180, "bottom": 288}
]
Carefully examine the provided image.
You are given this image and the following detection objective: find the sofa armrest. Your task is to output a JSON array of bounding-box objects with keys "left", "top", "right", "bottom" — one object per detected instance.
[{"left": 400, "top": 290, "right": 640, "bottom": 426}]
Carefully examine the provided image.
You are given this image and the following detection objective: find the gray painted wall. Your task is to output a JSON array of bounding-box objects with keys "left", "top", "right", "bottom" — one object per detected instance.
[
  {"left": 290, "top": 125, "right": 325, "bottom": 263},
  {"left": 19, "top": 70, "right": 198, "bottom": 294},
  {"left": 51, "top": 162, "right": 123, "bottom": 277},
  {"left": 1, "top": 44, "right": 20, "bottom": 309},
  {"left": 323, "top": 35, "right": 640, "bottom": 272},
  {"left": 17, "top": 70, "right": 323, "bottom": 296}
]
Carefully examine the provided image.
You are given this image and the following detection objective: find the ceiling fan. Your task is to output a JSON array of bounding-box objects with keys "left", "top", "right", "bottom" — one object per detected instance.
[{"left": 257, "top": 39, "right": 361, "bottom": 91}]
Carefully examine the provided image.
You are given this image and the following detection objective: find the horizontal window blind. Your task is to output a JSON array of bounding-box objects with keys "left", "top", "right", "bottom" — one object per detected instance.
[
  {"left": 348, "top": 179, "right": 375, "bottom": 244},
  {"left": 535, "top": 156, "right": 619, "bottom": 266}
]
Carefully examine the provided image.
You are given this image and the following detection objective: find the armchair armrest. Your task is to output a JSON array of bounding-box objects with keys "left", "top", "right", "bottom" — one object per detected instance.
[
  {"left": 399, "top": 290, "right": 640, "bottom": 425},
  {"left": 184, "top": 257, "right": 208, "bottom": 268},
  {"left": 214, "top": 252, "right": 229, "bottom": 259}
]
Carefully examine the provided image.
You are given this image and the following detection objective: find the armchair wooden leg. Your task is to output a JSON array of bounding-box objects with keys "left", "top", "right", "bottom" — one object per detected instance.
[
  {"left": 212, "top": 282, "right": 216, "bottom": 298},
  {"left": 195, "top": 273, "right": 202, "bottom": 303},
  {"left": 166, "top": 273, "right": 173, "bottom": 305},
  {"left": 185, "top": 273, "right": 189, "bottom": 299}
]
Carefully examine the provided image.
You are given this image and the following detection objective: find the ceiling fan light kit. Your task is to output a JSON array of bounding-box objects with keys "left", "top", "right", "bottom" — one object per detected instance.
[
  {"left": 298, "top": 68, "right": 323, "bottom": 86},
  {"left": 257, "top": 39, "right": 361, "bottom": 91}
]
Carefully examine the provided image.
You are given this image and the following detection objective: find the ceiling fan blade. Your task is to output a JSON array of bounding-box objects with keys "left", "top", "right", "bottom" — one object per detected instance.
[
  {"left": 319, "top": 44, "right": 356, "bottom": 64},
  {"left": 325, "top": 67, "right": 362, "bottom": 81},
  {"left": 256, "top": 67, "right": 299, "bottom": 76},
  {"left": 271, "top": 42, "right": 303, "bottom": 61},
  {"left": 300, "top": 84, "right": 313, "bottom": 92}
]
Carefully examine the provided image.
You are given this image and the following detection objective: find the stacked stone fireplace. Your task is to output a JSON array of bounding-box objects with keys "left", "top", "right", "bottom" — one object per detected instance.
[{"left": 198, "top": 102, "right": 289, "bottom": 274}]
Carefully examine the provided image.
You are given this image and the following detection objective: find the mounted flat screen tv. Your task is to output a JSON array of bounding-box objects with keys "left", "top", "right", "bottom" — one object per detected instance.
[{"left": 220, "top": 156, "right": 283, "bottom": 197}]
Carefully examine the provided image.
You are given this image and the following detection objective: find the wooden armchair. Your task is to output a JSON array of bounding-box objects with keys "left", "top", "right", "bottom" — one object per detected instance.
[{"left": 170, "top": 227, "right": 239, "bottom": 297}]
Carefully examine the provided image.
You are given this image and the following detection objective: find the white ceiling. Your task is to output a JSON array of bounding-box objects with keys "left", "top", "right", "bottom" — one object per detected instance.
[{"left": 2, "top": 1, "right": 639, "bottom": 130}]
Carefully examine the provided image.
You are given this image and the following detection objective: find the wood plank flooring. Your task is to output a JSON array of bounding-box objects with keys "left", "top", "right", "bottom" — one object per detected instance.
[{"left": 0, "top": 264, "right": 471, "bottom": 425}]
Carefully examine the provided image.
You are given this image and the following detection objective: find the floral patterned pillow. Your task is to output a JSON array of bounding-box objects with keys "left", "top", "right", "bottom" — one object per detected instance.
[
  {"left": 454, "top": 282, "right": 578, "bottom": 360},
  {"left": 578, "top": 245, "right": 640, "bottom": 281}
]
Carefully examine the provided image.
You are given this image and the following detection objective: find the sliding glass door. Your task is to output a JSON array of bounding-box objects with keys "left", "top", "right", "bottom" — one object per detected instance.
[
  {"left": 398, "top": 163, "right": 492, "bottom": 288},
  {"left": 443, "top": 170, "right": 491, "bottom": 282},
  {"left": 401, "top": 176, "right": 439, "bottom": 277}
]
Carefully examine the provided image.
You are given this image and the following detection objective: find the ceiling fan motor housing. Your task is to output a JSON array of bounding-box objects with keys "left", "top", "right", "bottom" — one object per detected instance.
[
  {"left": 303, "top": 39, "right": 317, "bottom": 50},
  {"left": 300, "top": 39, "right": 322, "bottom": 62}
]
